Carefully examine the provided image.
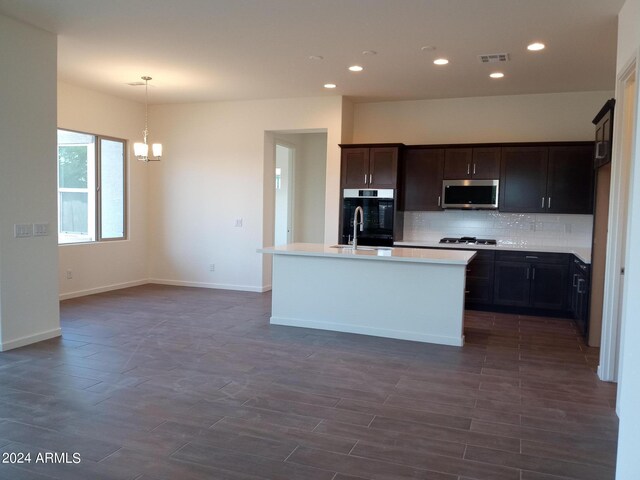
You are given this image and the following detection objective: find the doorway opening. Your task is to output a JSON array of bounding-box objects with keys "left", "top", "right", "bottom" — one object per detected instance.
[{"left": 274, "top": 143, "right": 294, "bottom": 246}]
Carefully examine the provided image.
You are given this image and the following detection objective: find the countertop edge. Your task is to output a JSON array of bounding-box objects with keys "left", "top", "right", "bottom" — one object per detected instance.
[
  {"left": 258, "top": 245, "right": 476, "bottom": 265},
  {"left": 394, "top": 241, "right": 591, "bottom": 265}
]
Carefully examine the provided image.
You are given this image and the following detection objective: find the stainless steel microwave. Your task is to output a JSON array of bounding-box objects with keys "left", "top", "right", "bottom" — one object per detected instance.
[{"left": 441, "top": 179, "right": 499, "bottom": 209}]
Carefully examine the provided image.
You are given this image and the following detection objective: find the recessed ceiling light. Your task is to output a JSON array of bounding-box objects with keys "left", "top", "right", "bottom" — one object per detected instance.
[
  {"left": 308, "top": 55, "right": 324, "bottom": 60},
  {"left": 348, "top": 65, "right": 364, "bottom": 72},
  {"left": 362, "top": 50, "right": 377, "bottom": 55},
  {"left": 433, "top": 58, "right": 449, "bottom": 65},
  {"left": 489, "top": 72, "right": 505, "bottom": 78},
  {"left": 324, "top": 83, "right": 337, "bottom": 89},
  {"left": 527, "top": 42, "right": 545, "bottom": 51}
]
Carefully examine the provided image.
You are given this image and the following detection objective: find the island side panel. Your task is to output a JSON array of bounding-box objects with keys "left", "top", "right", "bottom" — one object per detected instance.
[{"left": 270, "top": 254, "right": 466, "bottom": 346}]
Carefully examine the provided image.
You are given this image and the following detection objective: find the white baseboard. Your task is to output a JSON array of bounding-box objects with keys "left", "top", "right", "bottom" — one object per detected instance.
[
  {"left": 149, "top": 278, "right": 270, "bottom": 293},
  {"left": 1, "top": 327, "right": 62, "bottom": 352},
  {"left": 59, "top": 279, "right": 149, "bottom": 300},
  {"left": 270, "top": 316, "right": 465, "bottom": 347}
]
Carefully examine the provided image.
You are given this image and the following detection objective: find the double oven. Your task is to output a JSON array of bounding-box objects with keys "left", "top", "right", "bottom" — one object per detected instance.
[{"left": 340, "top": 189, "right": 395, "bottom": 247}]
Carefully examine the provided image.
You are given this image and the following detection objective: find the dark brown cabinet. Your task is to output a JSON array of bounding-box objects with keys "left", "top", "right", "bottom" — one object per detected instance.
[
  {"left": 493, "top": 251, "right": 569, "bottom": 311},
  {"left": 402, "top": 148, "right": 444, "bottom": 211},
  {"left": 500, "top": 144, "right": 593, "bottom": 214},
  {"left": 547, "top": 146, "right": 594, "bottom": 214},
  {"left": 493, "top": 261, "right": 531, "bottom": 307},
  {"left": 500, "top": 146, "right": 549, "bottom": 213},
  {"left": 570, "top": 256, "right": 590, "bottom": 336},
  {"left": 443, "top": 148, "right": 473, "bottom": 179},
  {"left": 444, "top": 147, "right": 500, "bottom": 180},
  {"left": 465, "top": 250, "right": 495, "bottom": 305},
  {"left": 340, "top": 145, "right": 400, "bottom": 189},
  {"left": 593, "top": 99, "right": 615, "bottom": 169}
]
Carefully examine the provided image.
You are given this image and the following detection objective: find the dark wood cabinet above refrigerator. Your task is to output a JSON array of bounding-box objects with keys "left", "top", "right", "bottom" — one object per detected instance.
[{"left": 593, "top": 99, "right": 615, "bottom": 169}]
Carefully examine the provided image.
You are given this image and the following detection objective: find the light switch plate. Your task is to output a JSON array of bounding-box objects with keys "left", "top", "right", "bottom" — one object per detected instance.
[
  {"left": 14, "top": 224, "right": 33, "bottom": 238},
  {"left": 33, "top": 223, "right": 49, "bottom": 236},
  {"left": 235, "top": 218, "right": 243, "bottom": 227}
]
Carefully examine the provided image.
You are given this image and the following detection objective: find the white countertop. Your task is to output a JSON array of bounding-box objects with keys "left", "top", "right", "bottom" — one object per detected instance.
[
  {"left": 394, "top": 240, "right": 591, "bottom": 264},
  {"left": 259, "top": 243, "right": 476, "bottom": 265}
]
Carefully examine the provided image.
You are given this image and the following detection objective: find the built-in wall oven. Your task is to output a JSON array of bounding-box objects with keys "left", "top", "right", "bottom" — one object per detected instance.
[{"left": 341, "top": 189, "right": 395, "bottom": 246}]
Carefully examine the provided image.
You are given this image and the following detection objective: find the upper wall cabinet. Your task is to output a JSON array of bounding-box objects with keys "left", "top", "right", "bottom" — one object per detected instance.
[
  {"left": 500, "top": 146, "right": 549, "bottom": 213},
  {"left": 443, "top": 147, "right": 500, "bottom": 180},
  {"left": 402, "top": 147, "right": 444, "bottom": 211},
  {"left": 547, "top": 145, "right": 594, "bottom": 214},
  {"left": 500, "top": 144, "right": 594, "bottom": 214},
  {"left": 340, "top": 144, "right": 402, "bottom": 189}
]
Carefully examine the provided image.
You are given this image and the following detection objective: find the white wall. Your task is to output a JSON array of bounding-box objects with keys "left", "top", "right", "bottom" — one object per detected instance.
[
  {"left": 614, "top": 0, "right": 640, "bottom": 478},
  {"left": 0, "top": 15, "right": 60, "bottom": 350},
  {"left": 353, "top": 91, "right": 613, "bottom": 144},
  {"left": 147, "top": 96, "right": 344, "bottom": 291},
  {"left": 57, "top": 82, "right": 148, "bottom": 299},
  {"left": 294, "top": 133, "right": 327, "bottom": 243}
]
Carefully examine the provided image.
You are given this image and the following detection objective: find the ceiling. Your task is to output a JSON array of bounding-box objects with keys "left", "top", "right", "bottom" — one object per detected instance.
[{"left": 0, "top": 0, "right": 625, "bottom": 104}]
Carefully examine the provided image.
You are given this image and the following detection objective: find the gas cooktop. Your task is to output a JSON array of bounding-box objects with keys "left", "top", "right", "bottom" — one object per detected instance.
[{"left": 439, "top": 237, "right": 497, "bottom": 246}]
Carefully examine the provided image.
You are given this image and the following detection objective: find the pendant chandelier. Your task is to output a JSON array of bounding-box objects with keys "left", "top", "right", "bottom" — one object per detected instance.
[{"left": 133, "top": 76, "right": 162, "bottom": 162}]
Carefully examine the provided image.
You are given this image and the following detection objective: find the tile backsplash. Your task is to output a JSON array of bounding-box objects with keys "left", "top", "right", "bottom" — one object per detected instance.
[{"left": 403, "top": 211, "right": 593, "bottom": 248}]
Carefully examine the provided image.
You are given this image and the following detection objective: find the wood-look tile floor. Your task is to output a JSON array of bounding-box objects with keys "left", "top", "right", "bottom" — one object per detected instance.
[{"left": 0, "top": 284, "right": 617, "bottom": 480}]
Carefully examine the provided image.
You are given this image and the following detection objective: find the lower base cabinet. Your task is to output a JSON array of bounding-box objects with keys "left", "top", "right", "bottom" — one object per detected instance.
[
  {"left": 492, "top": 251, "right": 569, "bottom": 311},
  {"left": 570, "top": 257, "right": 590, "bottom": 335},
  {"left": 401, "top": 246, "right": 587, "bottom": 329},
  {"left": 464, "top": 250, "right": 495, "bottom": 305}
]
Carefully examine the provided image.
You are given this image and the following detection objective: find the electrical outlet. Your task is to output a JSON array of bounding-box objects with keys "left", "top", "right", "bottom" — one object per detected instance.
[
  {"left": 209, "top": 263, "right": 215, "bottom": 272},
  {"left": 235, "top": 218, "right": 243, "bottom": 228},
  {"left": 66, "top": 270, "right": 72, "bottom": 280}
]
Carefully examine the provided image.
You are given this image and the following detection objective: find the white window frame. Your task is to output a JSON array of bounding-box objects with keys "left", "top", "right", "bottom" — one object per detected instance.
[{"left": 57, "top": 129, "right": 128, "bottom": 245}]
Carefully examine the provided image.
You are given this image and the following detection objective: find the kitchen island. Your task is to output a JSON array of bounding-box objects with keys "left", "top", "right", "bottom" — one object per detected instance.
[{"left": 259, "top": 243, "right": 476, "bottom": 346}]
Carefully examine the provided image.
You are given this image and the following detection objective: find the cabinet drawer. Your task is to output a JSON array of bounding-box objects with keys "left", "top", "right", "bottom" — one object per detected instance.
[{"left": 495, "top": 251, "right": 569, "bottom": 265}]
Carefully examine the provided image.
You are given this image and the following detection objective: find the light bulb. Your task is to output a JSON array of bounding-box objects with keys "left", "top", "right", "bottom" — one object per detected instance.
[{"left": 152, "top": 144, "right": 163, "bottom": 157}]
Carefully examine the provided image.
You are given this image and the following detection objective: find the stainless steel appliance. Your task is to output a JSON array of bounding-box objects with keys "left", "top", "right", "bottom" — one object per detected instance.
[
  {"left": 440, "top": 236, "right": 497, "bottom": 246},
  {"left": 442, "top": 179, "right": 499, "bottom": 209},
  {"left": 341, "top": 189, "right": 394, "bottom": 246}
]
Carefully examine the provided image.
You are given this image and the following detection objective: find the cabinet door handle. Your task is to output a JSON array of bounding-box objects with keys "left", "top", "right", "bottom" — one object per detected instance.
[
  {"left": 364, "top": 174, "right": 367, "bottom": 185},
  {"left": 548, "top": 197, "right": 551, "bottom": 209},
  {"left": 573, "top": 273, "right": 578, "bottom": 287},
  {"left": 467, "top": 164, "right": 470, "bottom": 175},
  {"left": 525, "top": 255, "right": 538, "bottom": 260},
  {"left": 526, "top": 267, "right": 530, "bottom": 280},
  {"left": 532, "top": 267, "right": 536, "bottom": 280},
  {"left": 369, "top": 173, "right": 372, "bottom": 184},
  {"left": 473, "top": 163, "right": 476, "bottom": 175},
  {"left": 541, "top": 197, "right": 545, "bottom": 208},
  {"left": 437, "top": 195, "right": 441, "bottom": 207},
  {"left": 577, "top": 278, "right": 584, "bottom": 294},
  {"left": 595, "top": 142, "right": 605, "bottom": 159}
]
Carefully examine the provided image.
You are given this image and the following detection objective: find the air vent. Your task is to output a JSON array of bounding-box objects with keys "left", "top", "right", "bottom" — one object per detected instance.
[{"left": 478, "top": 53, "right": 510, "bottom": 63}]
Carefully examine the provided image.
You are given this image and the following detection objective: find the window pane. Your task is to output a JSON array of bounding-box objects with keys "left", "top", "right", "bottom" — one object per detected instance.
[
  {"left": 60, "top": 192, "right": 88, "bottom": 233},
  {"left": 100, "top": 139, "right": 125, "bottom": 239},
  {"left": 57, "top": 129, "right": 96, "bottom": 244},
  {"left": 59, "top": 146, "right": 88, "bottom": 188}
]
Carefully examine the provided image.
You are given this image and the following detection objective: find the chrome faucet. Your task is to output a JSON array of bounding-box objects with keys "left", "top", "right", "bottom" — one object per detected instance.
[{"left": 352, "top": 206, "right": 364, "bottom": 249}]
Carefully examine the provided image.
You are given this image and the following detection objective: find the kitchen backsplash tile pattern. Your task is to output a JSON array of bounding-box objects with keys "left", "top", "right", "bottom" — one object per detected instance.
[{"left": 404, "top": 211, "right": 593, "bottom": 247}]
